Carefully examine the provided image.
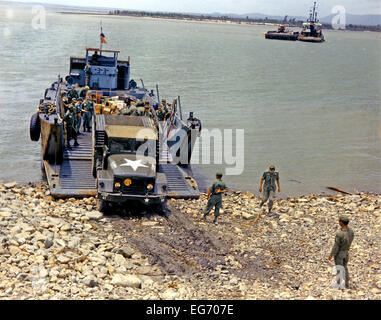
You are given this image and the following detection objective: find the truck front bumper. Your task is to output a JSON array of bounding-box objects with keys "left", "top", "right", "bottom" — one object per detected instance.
[{"left": 99, "top": 192, "right": 166, "bottom": 205}]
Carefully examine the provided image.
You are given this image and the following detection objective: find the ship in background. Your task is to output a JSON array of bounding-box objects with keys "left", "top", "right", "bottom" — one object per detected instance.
[
  {"left": 298, "top": 2, "right": 325, "bottom": 43},
  {"left": 264, "top": 24, "right": 299, "bottom": 41}
]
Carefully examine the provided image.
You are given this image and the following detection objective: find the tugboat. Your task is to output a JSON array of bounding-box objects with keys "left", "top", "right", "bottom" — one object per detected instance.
[
  {"left": 265, "top": 24, "right": 299, "bottom": 41},
  {"left": 30, "top": 31, "right": 201, "bottom": 203},
  {"left": 298, "top": 2, "right": 325, "bottom": 43}
]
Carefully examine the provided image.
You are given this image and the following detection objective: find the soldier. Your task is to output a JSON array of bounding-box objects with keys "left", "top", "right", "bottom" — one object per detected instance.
[
  {"left": 75, "top": 98, "right": 83, "bottom": 134},
  {"left": 156, "top": 105, "right": 166, "bottom": 121},
  {"left": 67, "top": 85, "right": 79, "bottom": 103},
  {"left": 62, "top": 97, "right": 69, "bottom": 112},
  {"left": 64, "top": 103, "right": 79, "bottom": 149},
  {"left": 161, "top": 99, "right": 168, "bottom": 113},
  {"left": 329, "top": 215, "right": 355, "bottom": 289},
  {"left": 82, "top": 96, "right": 94, "bottom": 132},
  {"left": 187, "top": 112, "right": 202, "bottom": 131},
  {"left": 135, "top": 100, "right": 146, "bottom": 116},
  {"left": 203, "top": 172, "right": 228, "bottom": 224},
  {"left": 144, "top": 102, "right": 154, "bottom": 118},
  {"left": 80, "top": 86, "right": 90, "bottom": 99},
  {"left": 84, "top": 63, "right": 92, "bottom": 86},
  {"left": 259, "top": 165, "right": 281, "bottom": 214}
]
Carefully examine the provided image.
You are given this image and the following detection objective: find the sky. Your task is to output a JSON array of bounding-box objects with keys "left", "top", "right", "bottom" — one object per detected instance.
[{"left": 4, "top": 0, "right": 381, "bottom": 16}]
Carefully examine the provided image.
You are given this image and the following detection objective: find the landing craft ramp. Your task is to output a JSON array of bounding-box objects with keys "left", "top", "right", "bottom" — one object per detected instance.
[
  {"left": 44, "top": 124, "right": 199, "bottom": 199},
  {"left": 44, "top": 130, "right": 97, "bottom": 197}
]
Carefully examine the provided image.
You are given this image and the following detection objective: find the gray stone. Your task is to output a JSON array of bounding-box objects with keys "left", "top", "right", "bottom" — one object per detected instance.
[
  {"left": 82, "top": 275, "right": 98, "bottom": 288},
  {"left": 111, "top": 274, "right": 141, "bottom": 288},
  {"left": 44, "top": 235, "right": 54, "bottom": 249},
  {"left": 4, "top": 182, "right": 18, "bottom": 189},
  {"left": 68, "top": 237, "right": 81, "bottom": 249},
  {"left": 114, "top": 245, "right": 135, "bottom": 258},
  {"left": 242, "top": 213, "right": 254, "bottom": 220},
  {"left": 161, "top": 289, "right": 179, "bottom": 300},
  {"left": 86, "top": 211, "right": 103, "bottom": 221}
]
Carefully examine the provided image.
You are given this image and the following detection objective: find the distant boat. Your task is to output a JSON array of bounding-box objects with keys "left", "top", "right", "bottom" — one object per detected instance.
[
  {"left": 298, "top": 2, "right": 325, "bottom": 43},
  {"left": 264, "top": 24, "right": 299, "bottom": 41}
]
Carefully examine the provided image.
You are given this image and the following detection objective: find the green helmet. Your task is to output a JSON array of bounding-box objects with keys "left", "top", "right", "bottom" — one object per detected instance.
[{"left": 339, "top": 215, "right": 350, "bottom": 223}]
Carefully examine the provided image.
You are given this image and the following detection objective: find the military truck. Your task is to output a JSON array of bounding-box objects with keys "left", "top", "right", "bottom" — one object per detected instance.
[{"left": 93, "top": 114, "right": 163, "bottom": 211}]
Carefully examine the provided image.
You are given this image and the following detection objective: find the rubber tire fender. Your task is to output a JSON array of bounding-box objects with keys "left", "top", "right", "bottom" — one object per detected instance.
[{"left": 30, "top": 113, "right": 41, "bottom": 142}]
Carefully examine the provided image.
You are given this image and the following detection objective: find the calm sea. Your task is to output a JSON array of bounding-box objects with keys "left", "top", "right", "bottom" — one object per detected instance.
[{"left": 0, "top": 5, "right": 380, "bottom": 196}]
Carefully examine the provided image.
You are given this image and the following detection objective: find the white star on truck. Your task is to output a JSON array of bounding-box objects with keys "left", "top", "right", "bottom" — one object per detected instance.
[{"left": 120, "top": 159, "right": 148, "bottom": 171}]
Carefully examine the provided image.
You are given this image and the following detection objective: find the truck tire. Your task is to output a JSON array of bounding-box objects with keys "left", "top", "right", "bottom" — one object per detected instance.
[
  {"left": 30, "top": 113, "right": 41, "bottom": 142},
  {"left": 97, "top": 199, "right": 111, "bottom": 214}
]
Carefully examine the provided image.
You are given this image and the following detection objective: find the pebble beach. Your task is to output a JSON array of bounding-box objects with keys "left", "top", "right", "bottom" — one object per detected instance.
[{"left": 0, "top": 182, "right": 380, "bottom": 300}]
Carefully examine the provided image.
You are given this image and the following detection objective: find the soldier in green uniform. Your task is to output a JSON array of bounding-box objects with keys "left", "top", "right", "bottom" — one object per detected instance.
[
  {"left": 135, "top": 100, "right": 146, "bottom": 116},
  {"left": 143, "top": 102, "right": 154, "bottom": 118},
  {"left": 67, "top": 85, "right": 79, "bottom": 103},
  {"left": 64, "top": 103, "right": 79, "bottom": 149},
  {"left": 161, "top": 99, "right": 168, "bottom": 113},
  {"left": 84, "top": 63, "right": 92, "bottom": 87},
  {"left": 156, "top": 105, "right": 166, "bottom": 121},
  {"left": 328, "top": 215, "right": 355, "bottom": 288},
  {"left": 203, "top": 172, "right": 228, "bottom": 224},
  {"left": 75, "top": 98, "right": 83, "bottom": 134},
  {"left": 82, "top": 96, "right": 94, "bottom": 132},
  {"left": 79, "top": 86, "right": 90, "bottom": 99},
  {"left": 259, "top": 165, "right": 281, "bottom": 214}
]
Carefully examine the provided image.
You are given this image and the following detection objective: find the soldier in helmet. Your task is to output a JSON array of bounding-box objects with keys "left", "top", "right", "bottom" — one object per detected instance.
[
  {"left": 84, "top": 63, "right": 92, "bottom": 86},
  {"left": 75, "top": 97, "right": 83, "bottom": 134},
  {"left": 80, "top": 86, "right": 90, "bottom": 99},
  {"left": 329, "top": 215, "right": 355, "bottom": 288},
  {"left": 259, "top": 165, "right": 281, "bottom": 214},
  {"left": 82, "top": 96, "right": 94, "bottom": 132},
  {"left": 64, "top": 102, "right": 79, "bottom": 149},
  {"left": 203, "top": 172, "right": 228, "bottom": 224},
  {"left": 62, "top": 96, "right": 69, "bottom": 112},
  {"left": 134, "top": 100, "right": 146, "bottom": 116},
  {"left": 156, "top": 105, "right": 166, "bottom": 122},
  {"left": 67, "top": 84, "right": 79, "bottom": 103},
  {"left": 144, "top": 102, "right": 153, "bottom": 118},
  {"left": 161, "top": 99, "right": 168, "bottom": 113}
]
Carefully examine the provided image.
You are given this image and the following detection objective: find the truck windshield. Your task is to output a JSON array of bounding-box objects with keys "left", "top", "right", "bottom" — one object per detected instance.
[
  {"left": 109, "top": 138, "right": 143, "bottom": 154},
  {"left": 109, "top": 138, "right": 156, "bottom": 156}
]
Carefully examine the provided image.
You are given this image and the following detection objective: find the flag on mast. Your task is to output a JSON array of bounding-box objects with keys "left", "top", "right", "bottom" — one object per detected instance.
[{"left": 100, "top": 32, "right": 108, "bottom": 44}]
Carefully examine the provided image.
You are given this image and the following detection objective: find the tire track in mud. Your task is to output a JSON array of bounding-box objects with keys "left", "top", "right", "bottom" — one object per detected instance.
[{"left": 108, "top": 203, "right": 278, "bottom": 281}]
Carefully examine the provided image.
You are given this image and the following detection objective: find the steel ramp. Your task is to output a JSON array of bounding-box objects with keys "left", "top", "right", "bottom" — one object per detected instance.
[
  {"left": 48, "top": 129, "right": 97, "bottom": 197},
  {"left": 159, "top": 163, "right": 200, "bottom": 199}
]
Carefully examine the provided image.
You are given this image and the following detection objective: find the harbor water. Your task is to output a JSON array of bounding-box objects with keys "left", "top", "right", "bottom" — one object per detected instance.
[{"left": 0, "top": 5, "right": 380, "bottom": 196}]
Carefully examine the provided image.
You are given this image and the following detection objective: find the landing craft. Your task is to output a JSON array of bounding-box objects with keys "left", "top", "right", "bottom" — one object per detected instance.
[{"left": 30, "top": 34, "right": 201, "bottom": 210}]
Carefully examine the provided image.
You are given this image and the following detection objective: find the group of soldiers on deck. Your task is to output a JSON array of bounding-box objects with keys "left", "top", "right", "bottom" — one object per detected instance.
[
  {"left": 118, "top": 98, "right": 172, "bottom": 122},
  {"left": 63, "top": 84, "right": 95, "bottom": 149}
]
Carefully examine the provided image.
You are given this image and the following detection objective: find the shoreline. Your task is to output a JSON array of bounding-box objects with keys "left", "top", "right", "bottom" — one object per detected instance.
[
  {"left": 0, "top": 181, "right": 380, "bottom": 300},
  {"left": 1, "top": 179, "right": 379, "bottom": 199},
  {"left": 57, "top": 11, "right": 381, "bottom": 33}
]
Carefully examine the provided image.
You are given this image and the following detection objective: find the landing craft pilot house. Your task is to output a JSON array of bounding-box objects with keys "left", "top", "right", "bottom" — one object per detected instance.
[{"left": 68, "top": 48, "right": 130, "bottom": 91}]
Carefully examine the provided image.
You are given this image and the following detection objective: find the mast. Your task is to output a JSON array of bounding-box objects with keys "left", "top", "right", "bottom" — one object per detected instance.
[
  {"left": 100, "top": 21, "right": 103, "bottom": 52},
  {"left": 308, "top": 2, "right": 318, "bottom": 23}
]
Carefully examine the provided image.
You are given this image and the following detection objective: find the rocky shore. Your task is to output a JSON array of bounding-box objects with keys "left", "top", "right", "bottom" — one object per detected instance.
[{"left": 0, "top": 182, "right": 380, "bottom": 300}]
